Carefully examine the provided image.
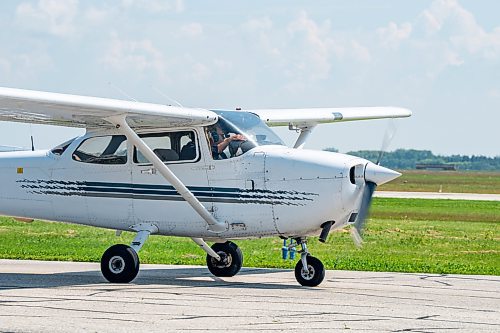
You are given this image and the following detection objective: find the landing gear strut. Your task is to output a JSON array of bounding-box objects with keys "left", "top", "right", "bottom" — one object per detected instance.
[{"left": 294, "top": 238, "right": 325, "bottom": 287}]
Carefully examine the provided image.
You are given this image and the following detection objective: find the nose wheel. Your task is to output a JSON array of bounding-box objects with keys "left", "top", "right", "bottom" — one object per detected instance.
[
  {"left": 295, "top": 255, "right": 325, "bottom": 287},
  {"left": 293, "top": 239, "right": 325, "bottom": 287}
]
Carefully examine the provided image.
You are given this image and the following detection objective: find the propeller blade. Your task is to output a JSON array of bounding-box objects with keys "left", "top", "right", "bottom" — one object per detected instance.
[
  {"left": 376, "top": 119, "right": 397, "bottom": 165},
  {"left": 351, "top": 181, "right": 377, "bottom": 247}
]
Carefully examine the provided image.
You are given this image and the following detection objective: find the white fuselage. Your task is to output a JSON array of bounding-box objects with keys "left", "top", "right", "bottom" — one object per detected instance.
[{"left": 0, "top": 127, "right": 368, "bottom": 239}]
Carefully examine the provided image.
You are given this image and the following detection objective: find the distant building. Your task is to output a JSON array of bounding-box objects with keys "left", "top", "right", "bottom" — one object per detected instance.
[{"left": 415, "top": 163, "right": 457, "bottom": 171}]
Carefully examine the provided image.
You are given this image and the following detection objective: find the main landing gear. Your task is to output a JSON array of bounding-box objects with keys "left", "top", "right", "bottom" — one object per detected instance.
[
  {"left": 101, "top": 244, "right": 139, "bottom": 283},
  {"left": 206, "top": 241, "right": 243, "bottom": 277},
  {"left": 191, "top": 238, "right": 243, "bottom": 277},
  {"left": 100, "top": 225, "right": 157, "bottom": 283}
]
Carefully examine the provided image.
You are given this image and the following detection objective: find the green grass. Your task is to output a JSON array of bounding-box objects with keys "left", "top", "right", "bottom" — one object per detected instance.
[
  {"left": 372, "top": 198, "right": 499, "bottom": 222},
  {"left": 0, "top": 198, "right": 498, "bottom": 275},
  {"left": 379, "top": 170, "right": 500, "bottom": 194}
]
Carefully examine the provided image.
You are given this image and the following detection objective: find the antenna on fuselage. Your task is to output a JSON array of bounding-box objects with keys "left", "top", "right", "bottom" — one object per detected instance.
[
  {"left": 29, "top": 124, "right": 35, "bottom": 151},
  {"left": 108, "top": 82, "right": 138, "bottom": 102},
  {"left": 151, "top": 85, "right": 184, "bottom": 107}
]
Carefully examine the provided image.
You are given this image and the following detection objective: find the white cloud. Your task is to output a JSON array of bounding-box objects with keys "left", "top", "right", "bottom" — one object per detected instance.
[
  {"left": 18, "top": 51, "right": 52, "bottom": 71},
  {"left": 16, "top": 0, "right": 79, "bottom": 37},
  {"left": 422, "top": 9, "right": 442, "bottom": 33},
  {"left": 443, "top": 48, "right": 464, "bottom": 66},
  {"left": 242, "top": 17, "right": 273, "bottom": 32},
  {"left": 101, "top": 35, "right": 166, "bottom": 76},
  {"left": 241, "top": 17, "right": 281, "bottom": 57},
  {"left": 84, "top": 6, "right": 109, "bottom": 23},
  {"left": 487, "top": 88, "right": 500, "bottom": 99},
  {"left": 350, "top": 40, "right": 372, "bottom": 63},
  {"left": 377, "top": 22, "right": 412, "bottom": 48},
  {"left": 180, "top": 23, "right": 203, "bottom": 37},
  {"left": 213, "top": 59, "right": 232, "bottom": 71},
  {"left": 287, "top": 11, "right": 332, "bottom": 80},
  {"left": 0, "top": 56, "right": 10, "bottom": 73},
  {"left": 0, "top": 48, "right": 53, "bottom": 83},
  {"left": 421, "top": 0, "right": 500, "bottom": 59},
  {"left": 286, "top": 11, "right": 373, "bottom": 79},
  {"left": 120, "top": 0, "right": 184, "bottom": 13},
  {"left": 238, "top": 12, "right": 375, "bottom": 92},
  {"left": 191, "top": 62, "right": 211, "bottom": 82}
]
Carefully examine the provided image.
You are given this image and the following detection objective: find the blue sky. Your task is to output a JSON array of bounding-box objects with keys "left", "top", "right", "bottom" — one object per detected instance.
[{"left": 0, "top": 0, "right": 499, "bottom": 156}]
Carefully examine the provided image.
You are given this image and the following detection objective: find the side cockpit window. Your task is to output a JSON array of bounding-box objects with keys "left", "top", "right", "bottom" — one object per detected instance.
[
  {"left": 134, "top": 130, "right": 198, "bottom": 164},
  {"left": 72, "top": 135, "right": 127, "bottom": 164}
]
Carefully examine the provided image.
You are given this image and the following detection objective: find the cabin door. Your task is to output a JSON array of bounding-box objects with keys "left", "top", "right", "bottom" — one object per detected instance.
[{"left": 130, "top": 129, "right": 211, "bottom": 235}]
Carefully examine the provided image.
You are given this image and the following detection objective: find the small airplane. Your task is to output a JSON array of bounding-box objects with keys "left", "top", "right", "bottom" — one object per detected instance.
[{"left": 0, "top": 87, "right": 411, "bottom": 286}]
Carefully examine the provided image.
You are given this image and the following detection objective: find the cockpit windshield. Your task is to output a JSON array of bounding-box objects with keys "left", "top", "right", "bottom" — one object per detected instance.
[
  {"left": 51, "top": 137, "right": 77, "bottom": 156},
  {"left": 207, "top": 110, "right": 284, "bottom": 159},
  {"left": 214, "top": 111, "right": 284, "bottom": 146}
]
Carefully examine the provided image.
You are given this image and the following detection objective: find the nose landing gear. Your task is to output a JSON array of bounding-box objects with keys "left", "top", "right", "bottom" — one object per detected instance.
[{"left": 293, "top": 238, "right": 325, "bottom": 287}]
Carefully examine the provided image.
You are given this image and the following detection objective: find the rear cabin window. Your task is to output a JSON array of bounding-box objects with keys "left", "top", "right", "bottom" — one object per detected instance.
[
  {"left": 72, "top": 135, "right": 127, "bottom": 164},
  {"left": 134, "top": 131, "right": 197, "bottom": 163}
]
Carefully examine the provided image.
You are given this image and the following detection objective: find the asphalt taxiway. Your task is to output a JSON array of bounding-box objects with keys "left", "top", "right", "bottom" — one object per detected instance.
[
  {"left": 0, "top": 259, "right": 498, "bottom": 332},
  {"left": 375, "top": 191, "right": 500, "bottom": 201}
]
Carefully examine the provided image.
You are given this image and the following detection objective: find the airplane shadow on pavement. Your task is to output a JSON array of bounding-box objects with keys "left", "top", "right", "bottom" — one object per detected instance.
[{"left": 0, "top": 266, "right": 305, "bottom": 291}]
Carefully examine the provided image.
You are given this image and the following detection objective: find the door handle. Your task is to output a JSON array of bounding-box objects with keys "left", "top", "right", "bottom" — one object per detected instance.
[{"left": 140, "top": 168, "right": 157, "bottom": 175}]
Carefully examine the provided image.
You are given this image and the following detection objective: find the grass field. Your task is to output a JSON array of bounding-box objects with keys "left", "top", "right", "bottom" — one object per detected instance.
[
  {"left": 379, "top": 170, "right": 500, "bottom": 194},
  {"left": 0, "top": 198, "right": 498, "bottom": 275}
]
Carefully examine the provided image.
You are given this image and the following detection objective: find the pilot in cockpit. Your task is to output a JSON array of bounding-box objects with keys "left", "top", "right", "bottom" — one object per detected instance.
[{"left": 207, "top": 121, "right": 246, "bottom": 159}]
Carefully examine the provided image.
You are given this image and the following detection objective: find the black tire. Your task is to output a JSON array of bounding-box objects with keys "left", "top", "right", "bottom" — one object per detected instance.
[
  {"left": 101, "top": 244, "right": 140, "bottom": 283},
  {"left": 294, "top": 255, "right": 325, "bottom": 287},
  {"left": 206, "top": 241, "right": 243, "bottom": 277}
]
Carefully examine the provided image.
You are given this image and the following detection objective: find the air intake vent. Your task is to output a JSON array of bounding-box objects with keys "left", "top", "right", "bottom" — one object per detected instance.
[
  {"left": 349, "top": 166, "right": 356, "bottom": 184},
  {"left": 348, "top": 212, "right": 358, "bottom": 223}
]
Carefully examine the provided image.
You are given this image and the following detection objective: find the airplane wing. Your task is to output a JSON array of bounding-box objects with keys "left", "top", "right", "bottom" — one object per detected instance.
[
  {"left": 0, "top": 87, "right": 217, "bottom": 129},
  {"left": 246, "top": 107, "right": 412, "bottom": 127}
]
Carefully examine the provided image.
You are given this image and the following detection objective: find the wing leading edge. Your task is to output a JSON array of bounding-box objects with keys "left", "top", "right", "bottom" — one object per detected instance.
[
  {"left": 245, "top": 107, "right": 412, "bottom": 127},
  {"left": 0, "top": 87, "right": 217, "bottom": 129}
]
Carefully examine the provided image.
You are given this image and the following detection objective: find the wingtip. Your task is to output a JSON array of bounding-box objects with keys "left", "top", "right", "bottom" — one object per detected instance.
[{"left": 403, "top": 108, "right": 412, "bottom": 117}]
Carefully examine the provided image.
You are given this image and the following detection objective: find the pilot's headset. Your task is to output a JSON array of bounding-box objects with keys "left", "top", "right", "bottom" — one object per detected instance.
[
  {"left": 210, "top": 122, "right": 229, "bottom": 143},
  {"left": 210, "top": 127, "right": 220, "bottom": 143},
  {"left": 205, "top": 125, "right": 216, "bottom": 143}
]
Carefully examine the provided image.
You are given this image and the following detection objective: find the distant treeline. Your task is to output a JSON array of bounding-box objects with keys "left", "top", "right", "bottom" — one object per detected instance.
[{"left": 323, "top": 148, "right": 500, "bottom": 171}]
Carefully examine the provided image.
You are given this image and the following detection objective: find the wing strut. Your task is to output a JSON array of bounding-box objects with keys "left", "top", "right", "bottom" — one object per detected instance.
[
  {"left": 291, "top": 124, "right": 316, "bottom": 149},
  {"left": 107, "top": 115, "right": 227, "bottom": 233}
]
